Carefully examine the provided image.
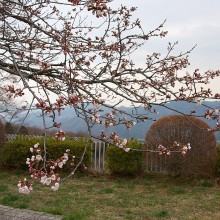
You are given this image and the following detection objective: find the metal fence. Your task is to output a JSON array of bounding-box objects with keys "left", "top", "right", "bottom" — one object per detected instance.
[
  {"left": 145, "top": 149, "right": 167, "bottom": 172},
  {"left": 91, "top": 140, "right": 106, "bottom": 170},
  {"left": 90, "top": 142, "right": 168, "bottom": 172},
  {"left": 6, "top": 134, "right": 43, "bottom": 141}
]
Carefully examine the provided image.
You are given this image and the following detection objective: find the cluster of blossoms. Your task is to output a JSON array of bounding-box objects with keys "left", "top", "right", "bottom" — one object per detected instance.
[
  {"left": 125, "top": 121, "right": 136, "bottom": 130},
  {"left": 103, "top": 112, "right": 117, "bottom": 127},
  {"left": 92, "top": 100, "right": 100, "bottom": 109},
  {"left": 34, "top": 95, "right": 80, "bottom": 118},
  {"left": 90, "top": 108, "right": 137, "bottom": 130},
  {"left": 39, "top": 173, "right": 61, "bottom": 191},
  {"left": 35, "top": 98, "right": 64, "bottom": 116},
  {"left": 19, "top": 143, "right": 76, "bottom": 194},
  {"left": 195, "top": 98, "right": 203, "bottom": 106},
  {"left": 181, "top": 143, "right": 191, "bottom": 155},
  {"left": 91, "top": 112, "right": 101, "bottom": 124},
  {"left": 68, "top": 94, "right": 79, "bottom": 106},
  {"left": 100, "top": 131, "right": 130, "bottom": 152},
  {"left": 17, "top": 178, "right": 33, "bottom": 194},
  {"left": 53, "top": 122, "right": 62, "bottom": 128},
  {"left": 158, "top": 142, "right": 191, "bottom": 156},
  {"left": 207, "top": 124, "right": 220, "bottom": 132},
  {"left": 87, "top": 1, "right": 108, "bottom": 18},
  {"left": 119, "top": 116, "right": 137, "bottom": 129},
  {"left": 35, "top": 77, "right": 57, "bottom": 89},
  {"left": 99, "top": 131, "right": 108, "bottom": 140},
  {"left": 5, "top": 85, "right": 24, "bottom": 98},
  {"left": 205, "top": 108, "right": 219, "bottom": 120},
  {"left": 203, "top": 108, "right": 220, "bottom": 132},
  {"left": 92, "top": 112, "right": 117, "bottom": 128},
  {"left": 37, "top": 149, "right": 75, "bottom": 191},
  {"left": 158, "top": 144, "right": 171, "bottom": 155},
  {"left": 35, "top": 99, "right": 55, "bottom": 115},
  {"left": 55, "top": 130, "right": 65, "bottom": 141},
  {"left": 26, "top": 143, "right": 43, "bottom": 170}
]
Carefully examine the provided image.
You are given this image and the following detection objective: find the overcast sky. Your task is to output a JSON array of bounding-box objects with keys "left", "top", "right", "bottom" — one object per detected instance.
[
  {"left": 114, "top": 0, "right": 220, "bottom": 69},
  {"left": 111, "top": 0, "right": 220, "bottom": 92}
]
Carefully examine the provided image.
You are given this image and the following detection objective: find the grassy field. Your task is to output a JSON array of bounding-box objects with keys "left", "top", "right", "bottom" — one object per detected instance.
[{"left": 0, "top": 170, "right": 220, "bottom": 220}]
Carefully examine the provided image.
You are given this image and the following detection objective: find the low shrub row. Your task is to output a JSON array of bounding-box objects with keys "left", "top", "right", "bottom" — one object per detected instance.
[
  {"left": 0, "top": 136, "right": 144, "bottom": 176},
  {"left": 107, "top": 139, "right": 144, "bottom": 176},
  {"left": 0, "top": 136, "right": 91, "bottom": 172},
  {"left": 1, "top": 136, "right": 220, "bottom": 177}
]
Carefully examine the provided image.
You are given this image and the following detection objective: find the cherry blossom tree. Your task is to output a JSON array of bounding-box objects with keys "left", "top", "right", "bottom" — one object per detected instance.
[{"left": 0, "top": 0, "right": 219, "bottom": 192}]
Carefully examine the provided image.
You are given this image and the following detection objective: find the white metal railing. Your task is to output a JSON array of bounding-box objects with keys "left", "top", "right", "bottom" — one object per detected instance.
[
  {"left": 91, "top": 140, "right": 106, "bottom": 170},
  {"left": 145, "top": 147, "right": 167, "bottom": 172},
  {"left": 6, "top": 134, "right": 43, "bottom": 141}
]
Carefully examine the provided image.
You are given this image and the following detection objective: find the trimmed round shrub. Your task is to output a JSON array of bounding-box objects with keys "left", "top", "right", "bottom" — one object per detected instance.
[
  {"left": 0, "top": 136, "right": 91, "bottom": 172},
  {"left": 145, "top": 115, "right": 216, "bottom": 177},
  {"left": 106, "top": 139, "right": 144, "bottom": 177}
]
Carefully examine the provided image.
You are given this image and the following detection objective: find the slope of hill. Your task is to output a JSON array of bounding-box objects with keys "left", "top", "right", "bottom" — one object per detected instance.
[{"left": 21, "top": 101, "right": 220, "bottom": 140}]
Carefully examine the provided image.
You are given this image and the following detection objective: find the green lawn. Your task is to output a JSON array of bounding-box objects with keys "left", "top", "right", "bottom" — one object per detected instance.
[{"left": 0, "top": 170, "right": 220, "bottom": 219}]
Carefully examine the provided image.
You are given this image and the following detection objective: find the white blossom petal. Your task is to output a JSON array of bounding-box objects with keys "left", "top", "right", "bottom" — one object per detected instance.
[{"left": 34, "top": 143, "right": 39, "bottom": 148}]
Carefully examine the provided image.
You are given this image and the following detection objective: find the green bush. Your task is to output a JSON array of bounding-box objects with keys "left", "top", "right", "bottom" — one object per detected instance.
[
  {"left": 106, "top": 140, "right": 144, "bottom": 177},
  {"left": 0, "top": 136, "right": 91, "bottom": 172}
]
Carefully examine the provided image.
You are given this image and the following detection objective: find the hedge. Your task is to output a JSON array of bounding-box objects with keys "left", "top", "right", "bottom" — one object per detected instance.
[
  {"left": 106, "top": 139, "right": 144, "bottom": 177},
  {"left": 0, "top": 136, "right": 91, "bottom": 172}
]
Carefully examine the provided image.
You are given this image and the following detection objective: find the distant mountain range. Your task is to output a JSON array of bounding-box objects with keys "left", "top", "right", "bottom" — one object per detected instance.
[{"left": 21, "top": 101, "right": 220, "bottom": 140}]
